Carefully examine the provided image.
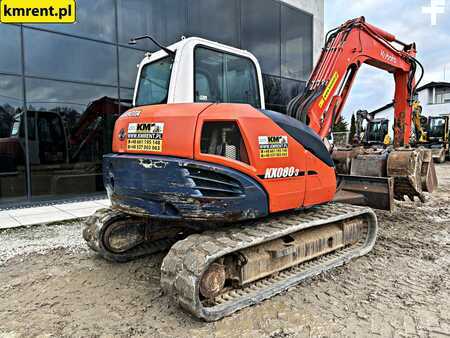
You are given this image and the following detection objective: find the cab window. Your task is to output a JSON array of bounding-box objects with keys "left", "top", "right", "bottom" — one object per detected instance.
[
  {"left": 135, "top": 56, "right": 174, "bottom": 106},
  {"left": 194, "top": 47, "right": 260, "bottom": 108}
]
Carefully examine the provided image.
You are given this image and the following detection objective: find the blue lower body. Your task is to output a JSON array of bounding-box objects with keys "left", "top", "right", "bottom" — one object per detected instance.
[{"left": 103, "top": 154, "right": 268, "bottom": 223}]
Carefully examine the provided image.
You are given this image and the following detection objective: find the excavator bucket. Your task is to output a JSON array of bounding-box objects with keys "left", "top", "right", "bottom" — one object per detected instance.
[
  {"left": 331, "top": 146, "right": 365, "bottom": 175},
  {"left": 334, "top": 174, "right": 394, "bottom": 211},
  {"left": 386, "top": 148, "right": 425, "bottom": 202},
  {"left": 332, "top": 146, "right": 435, "bottom": 207}
]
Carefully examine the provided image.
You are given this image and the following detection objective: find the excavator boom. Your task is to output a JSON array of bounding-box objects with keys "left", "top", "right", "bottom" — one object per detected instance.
[
  {"left": 287, "top": 17, "right": 436, "bottom": 204},
  {"left": 288, "top": 17, "right": 421, "bottom": 147}
]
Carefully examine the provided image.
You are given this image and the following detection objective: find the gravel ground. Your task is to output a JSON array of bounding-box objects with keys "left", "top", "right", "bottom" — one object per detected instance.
[{"left": 0, "top": 164, "right": 449, "bottom": 338}]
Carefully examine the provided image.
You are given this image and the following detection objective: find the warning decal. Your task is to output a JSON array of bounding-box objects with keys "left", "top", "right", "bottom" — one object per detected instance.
[
  {"left": 127, "top": 122, "right": 164, "bottom": 152},
  {"left": 258, "top": 136, "right": 288, "bottom": 158},
  {"left": 318, "top": 71, "right": 339, "bottom": 108}
]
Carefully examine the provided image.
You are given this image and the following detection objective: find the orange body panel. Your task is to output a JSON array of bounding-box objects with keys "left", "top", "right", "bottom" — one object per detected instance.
[
  {"left": 113, "top": 103, "right": 336, "bottom": 213},
  {"left": 113, "top": 103, "right": 212, "bottom": 158}
]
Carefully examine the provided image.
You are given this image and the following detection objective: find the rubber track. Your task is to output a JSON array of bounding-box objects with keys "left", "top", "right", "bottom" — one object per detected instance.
[
  {"left": 160, "top": 203, "right": 377, "bottom": 321},
  {"left": 83, "top": 208, "right": 178, "bottom": 262}
]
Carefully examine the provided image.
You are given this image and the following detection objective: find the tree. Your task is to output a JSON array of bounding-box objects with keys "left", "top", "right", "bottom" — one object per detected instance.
[
  {"left": 349, "top": 113, "right": 356, "bottom": 141},
  {"left": 333, "top": 117, "right": 349, "bottom": 132}
]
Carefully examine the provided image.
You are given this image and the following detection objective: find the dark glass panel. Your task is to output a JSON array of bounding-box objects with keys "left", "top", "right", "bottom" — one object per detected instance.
[
  {"left": 264, "top": 78, "right": 305, "bottom": 114},
  {"left": 26, "top": 78, "right": 120, "bottom": 198},
  {"left": 266, "top": 103, "right": 285, "bottom": 114},
  {"left": 119, "top": 47, "right": 146, "bottom": 88},
  {"left": 117, "top": 0, "right": 165, "bottom": 51},
  {"left": 0, "top": 24, "right": 22, "bottom": 75},
  {"left": 281, "top": 78, "right": 306, "bottom": 106},
  {"left": 165, "top": 0, "right": 188, "bottom": 45},
  {"left": 120, "top": 87, "right": 134, "bottom": 103},
  {"left": 263, "top": 75, "right": 282, "bottom": 108},
  {"left": 24, "top": 29, "right": 117, "bottom": 85},
  {"left": 281, "top": 5, "right": 313, "bottom": 80},
  {"left": 188, "top": 0, "right": 239, "bottom": 47},
  {"left": 241, "top": 0, "right": 281, "bottom": 76},
  {"left": 26, "top": 78, "right": 118, "bottom": 115},
  {"left": 29, "top": 0, "right": 115, "bottom": 42},
  {"left": 0, "top": 75, "right": 27, "bottom": 202}
]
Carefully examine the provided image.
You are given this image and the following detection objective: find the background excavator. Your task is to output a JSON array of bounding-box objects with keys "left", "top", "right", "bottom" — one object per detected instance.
[
  {"left": 413, "top": 109, "right": 450, "bottom": 163},
  {"left": 83, "top": 17, "right": 432, "bottom": 321},
  {"left": 424, "top": 115, "right": 449, "bottom": 163},
  {"left": 350, "top": 109, "right": 390, "bottom": 146}
]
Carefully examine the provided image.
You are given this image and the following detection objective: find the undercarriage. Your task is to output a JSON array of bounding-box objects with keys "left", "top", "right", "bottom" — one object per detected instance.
[{"left": 83, "top": 203, "right": 377, "bottom": 321}]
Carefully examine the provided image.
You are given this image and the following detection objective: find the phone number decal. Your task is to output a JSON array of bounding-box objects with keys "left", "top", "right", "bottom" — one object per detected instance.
[
  {"left": 258, "top": 135, "right": 288, "bottom": 158},
  {"left": 127, "top": 122, "right": 164, "bottom": 152}
]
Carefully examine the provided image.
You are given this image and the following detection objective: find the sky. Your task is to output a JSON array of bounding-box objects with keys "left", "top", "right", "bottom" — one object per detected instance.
[{"left": 324, "top": 0, "right": 450, "bottom": 121}]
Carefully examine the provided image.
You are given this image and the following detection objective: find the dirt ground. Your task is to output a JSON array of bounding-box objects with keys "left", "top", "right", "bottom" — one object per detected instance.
[{"left": 1, "top": 165, "right": 449, "bottom": 338}]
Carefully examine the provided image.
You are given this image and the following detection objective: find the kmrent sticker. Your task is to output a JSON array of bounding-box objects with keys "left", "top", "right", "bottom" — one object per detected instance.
[
  {"left": 258, "top": 135, "right": 289, "bottom": 158},
  {"left": 0, "top": 0, "right": 76, "bottom": 23},
  {"left": 127, "top": 122, "right": 164, "bottom": 152}
]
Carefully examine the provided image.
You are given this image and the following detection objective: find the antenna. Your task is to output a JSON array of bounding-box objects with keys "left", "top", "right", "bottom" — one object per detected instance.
[{"left": 129, "top": 35, "right": 175, "bottom": 57}]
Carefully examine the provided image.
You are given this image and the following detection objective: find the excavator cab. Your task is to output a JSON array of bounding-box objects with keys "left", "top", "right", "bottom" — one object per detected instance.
[
  {"left": 424, "top": 116, "right": 449, "bottom": 163},
  {"left": 427, "top": 116, "right": 448, "bottom": 142},
  {"left": 133, "top": 37, "right": 265, "bottom": 109},
  {"left": 365, "top": 119, "right": 389, "bottom": 145}
]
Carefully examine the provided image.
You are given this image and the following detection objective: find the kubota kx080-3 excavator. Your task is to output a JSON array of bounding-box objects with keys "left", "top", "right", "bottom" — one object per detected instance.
[{"left": 83, "top": 17, "right": 431, "bottom": 321}]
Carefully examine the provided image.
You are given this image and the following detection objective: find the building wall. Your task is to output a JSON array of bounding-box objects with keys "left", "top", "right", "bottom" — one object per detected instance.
[
  {"left": 0, "top": 0, "right": 324, "bottom": 205},
  {"left": 280, "top": 0, "right": 324, "bottom": 63}
]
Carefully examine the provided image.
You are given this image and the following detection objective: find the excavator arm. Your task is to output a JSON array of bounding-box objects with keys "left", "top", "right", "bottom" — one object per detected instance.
[
  {"left": 292, "top": 17, "right": 437, "bottom": 207},
  {"left": 287, "top": 17, "right": 423, "bottom": 147}
]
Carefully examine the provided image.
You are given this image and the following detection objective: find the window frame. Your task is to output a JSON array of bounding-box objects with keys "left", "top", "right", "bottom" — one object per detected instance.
[{"left": 193, "top": 44, "right": 262, "bottom": 108}]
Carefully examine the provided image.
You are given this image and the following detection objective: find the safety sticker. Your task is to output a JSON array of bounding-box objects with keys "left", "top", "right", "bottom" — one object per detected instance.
[
  {"left": 318, "top": 71, "right": 339, "bottom": 108},
  {"left": 127, "top": 122, "right": 164, "bottom": 152},
  {"left": 258, "top": 135, "right": 288, "bottom": 158}
]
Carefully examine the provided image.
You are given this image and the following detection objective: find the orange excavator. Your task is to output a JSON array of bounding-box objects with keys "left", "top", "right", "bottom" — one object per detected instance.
[{"left": 83, "top": 17, "right": 433, "bottom": 321}]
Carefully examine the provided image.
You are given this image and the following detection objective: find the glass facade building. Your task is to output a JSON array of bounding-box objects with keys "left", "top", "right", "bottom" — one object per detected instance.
[{"left": 0, "top": 0, "right": 316, "bottom": 205}]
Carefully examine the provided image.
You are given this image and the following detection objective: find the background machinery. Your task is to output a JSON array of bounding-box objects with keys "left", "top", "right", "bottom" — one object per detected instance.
[
  {"left": 417, "top": 115, "right": 449, "bottom": 163},
  {"left": 351, "top": 109, "right": 390, "bottom": 146},
  {"left": 83, "top": 17, "right": 433, "bottom": 320},
  {"left": 0, "top": 97, "right": 130, "bottom": 197}
]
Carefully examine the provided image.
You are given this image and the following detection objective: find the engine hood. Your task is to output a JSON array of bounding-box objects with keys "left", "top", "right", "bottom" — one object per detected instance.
[{"left": 112, "top": 103, "right": 213, "bottom": 159}]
